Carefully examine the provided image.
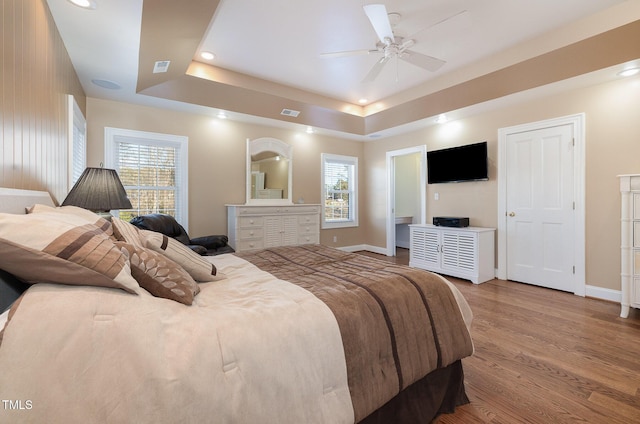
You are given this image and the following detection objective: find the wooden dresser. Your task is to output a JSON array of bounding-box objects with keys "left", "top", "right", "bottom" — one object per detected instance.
[{"left": 227, "top": 204, "right": 321, "bottom": 252}]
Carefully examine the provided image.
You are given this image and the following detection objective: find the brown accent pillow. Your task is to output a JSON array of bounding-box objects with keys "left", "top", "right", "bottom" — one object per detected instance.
[
  {"left": 26, "top": 204, "right": 113, "bottom": 236},
  {"left": 141, "top": 230, "right": 223, "bottom": 282},
  {"left": 111, "top": 217, "right": 145, "bottom": 248},
  {"left": 0, "top": 212, "right": 138, "bottom": 293},
  {"left": 116, "top": 242, "right": 200, "bottom": 305}
]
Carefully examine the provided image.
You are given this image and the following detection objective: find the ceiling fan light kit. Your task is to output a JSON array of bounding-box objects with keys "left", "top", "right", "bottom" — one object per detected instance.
[{"left": 321, "top": 4, "right": 448, "bottom": 82}]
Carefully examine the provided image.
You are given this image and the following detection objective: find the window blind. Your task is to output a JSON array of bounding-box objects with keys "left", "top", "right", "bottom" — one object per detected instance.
[
  {"left": 322, "top": 154, "right": 358, "bottom": 228},
  {"left": 69, "top": 95, "right": 86, "bottom": 187},
  {"left": 115, "top": 139, "right": 182, "bottom": 223}
]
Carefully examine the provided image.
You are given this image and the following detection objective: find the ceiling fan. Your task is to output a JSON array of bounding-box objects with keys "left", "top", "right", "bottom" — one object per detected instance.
[{"left": 321, "top": 4, "right": 455, "bottom": 82}]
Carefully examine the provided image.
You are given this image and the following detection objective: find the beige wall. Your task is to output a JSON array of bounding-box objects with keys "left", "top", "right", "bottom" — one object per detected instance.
[
  {"left": 1, "top": 0, "right": 637, "bottom": 298},
  {"left": 394, "top": 153, "right": 421, "bottom": 219},
  {"left": 0, "top": 0, "right": 85, "bottom": 202},
  {"left": 364, "top": 74, "right": 640, "bottom": 291},
  {"left": 88, "top": 73, "right": 640, "bottom": 292},
  {"left": 86, "top": 98, "right": 367, "bottom": 247}
]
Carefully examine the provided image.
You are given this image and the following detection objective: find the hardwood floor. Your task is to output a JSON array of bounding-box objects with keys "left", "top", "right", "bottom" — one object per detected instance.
[{"left": 357, "top": 249, "right": 640, "bottom": 423}]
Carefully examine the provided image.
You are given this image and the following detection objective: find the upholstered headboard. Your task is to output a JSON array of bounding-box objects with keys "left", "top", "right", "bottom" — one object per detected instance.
[
  {"left": 0, "top": 187, "right": 55, "bottom": 214},
  {"left": 0, "top": 187, "right": 55, "bottom": 312}
]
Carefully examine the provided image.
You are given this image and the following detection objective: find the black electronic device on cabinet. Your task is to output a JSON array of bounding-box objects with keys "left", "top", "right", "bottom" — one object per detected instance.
[{"left": 433, "top": 217, "right": 470, "bottom": 227}]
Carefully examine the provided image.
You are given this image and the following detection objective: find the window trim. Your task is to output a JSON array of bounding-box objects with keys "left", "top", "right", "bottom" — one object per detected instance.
[
  {"left": 104, "top": 127, "right": 189, "bottom": 228},
  {"left": 321, "top": 153, "right": 358, "bottom": 229},
  {"left": 67, "top": 95, "right": 86, "bottom": 192}
]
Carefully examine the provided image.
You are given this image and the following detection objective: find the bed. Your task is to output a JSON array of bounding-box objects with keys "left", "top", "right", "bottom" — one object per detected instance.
[{"left": 0, "top": 188, "right": 473, "bottom": 423}]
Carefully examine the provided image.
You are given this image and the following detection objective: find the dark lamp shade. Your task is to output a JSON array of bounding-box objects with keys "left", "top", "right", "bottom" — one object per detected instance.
[{"left": 62, "top": 167, "right": 132, "bottom": 212}]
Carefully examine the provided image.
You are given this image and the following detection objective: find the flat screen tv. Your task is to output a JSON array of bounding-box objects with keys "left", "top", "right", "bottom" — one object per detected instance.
[{"left": 427, "top": 141, "right": 488, "bottom": 184}]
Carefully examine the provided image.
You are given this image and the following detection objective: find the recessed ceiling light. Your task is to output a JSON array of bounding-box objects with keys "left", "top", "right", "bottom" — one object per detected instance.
[
  {"left": 91, "top": 79, "right": 121, "bottom": 90},
  {"left": 435, "top": 113, "right": 448, "bottom": 124},
  {"left": 67, "top": 0, "right": 97, "bottom": 9},
  {"left": 217, "top": 111, "right": 227, "bottom": 119},
  {"left": 618, "top": 67, "right": 640, "bottom": 77},
  {"left": 200, "top": 52, "right": 215, "bottom": 61},
  {"left": 358, "top": 98, "right": 368, "bottom": 104},
  {"left": 306, "top": 126, "right": 314, "bottom": 134}
]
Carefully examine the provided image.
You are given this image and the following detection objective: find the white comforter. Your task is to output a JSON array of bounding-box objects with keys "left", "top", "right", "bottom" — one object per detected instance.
[{"left": 0, "top": 254, "right": 354, "bottom": 424}]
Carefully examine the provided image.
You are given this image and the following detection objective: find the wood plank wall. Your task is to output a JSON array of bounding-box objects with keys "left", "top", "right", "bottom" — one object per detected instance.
[{"left": 1, "top": 0, "right": 86, "bottom": 204}]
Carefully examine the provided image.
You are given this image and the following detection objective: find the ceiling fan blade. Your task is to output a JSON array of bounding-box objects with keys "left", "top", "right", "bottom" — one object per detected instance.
[
  {"left": 320, "top": 49, "right": 375, "bottom": 58},
  {"left": 400, "top": 50, "right": 446, "bottom": 72},
  {"left": 407, "top": 10, "right": 469, "bottom": 40},
  {"left": 363, "top": 4, "right": 395, "bottom": 43},
  {"left": 362, "top": 55, "right": 390, "bottom": 83}
]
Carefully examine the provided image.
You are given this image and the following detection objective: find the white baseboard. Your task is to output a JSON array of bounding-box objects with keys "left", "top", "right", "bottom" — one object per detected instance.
[
  {"left": 338, "top": 244, "right": 388, "bottom": 255},
  {"left": 585, "top": 285, "right": 621, "bottom": 303},
  {"left": 337, "top": 245, "right": 622, "bottom": 305}
]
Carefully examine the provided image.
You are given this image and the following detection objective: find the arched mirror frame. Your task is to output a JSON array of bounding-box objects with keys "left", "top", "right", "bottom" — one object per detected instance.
[{"left": 246, "top": 137, "right": 293, "bottom": 205}]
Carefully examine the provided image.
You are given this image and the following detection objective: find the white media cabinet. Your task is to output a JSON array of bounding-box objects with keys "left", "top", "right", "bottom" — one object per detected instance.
[{"left": 409, "top": 224, "right": 495, "bottom": 284}]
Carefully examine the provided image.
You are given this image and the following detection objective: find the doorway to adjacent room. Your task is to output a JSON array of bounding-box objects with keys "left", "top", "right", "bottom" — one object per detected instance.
[{"left": 386, "top": 145, "right": 427, "bottom": 257}]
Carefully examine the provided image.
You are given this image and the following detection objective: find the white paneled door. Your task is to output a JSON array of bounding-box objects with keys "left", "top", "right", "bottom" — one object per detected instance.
[{"left": 506, "top": 124, "right": 575, "bottom": 292}]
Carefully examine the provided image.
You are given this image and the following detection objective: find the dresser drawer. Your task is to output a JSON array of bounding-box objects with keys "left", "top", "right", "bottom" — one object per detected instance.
[
  {"left": 237, "top": 206, "right": 320, "bottom": 216},
  {"left": 237, "top": 239, "right": 264, "bottom": 251},
  {"left": 298, "top": 234, "right": 319, "bottom": 245},
  {"left": 293, "top": 206, "right": 321, "bottom": 215},
  {"left": 238, "top": 216, "right": 264, "bottom": 228},
  {"left": 239, "top": 228, "right": 263, "bottom": 240},
  {"left": 633, "top": 278, "right": 640, "bottom": 307},
  {"left": 298, "top": 214, "right": 319, "bottom": 225},
  {"left": 298, "top": 223, "right": 318, "bottom": 236},
  {"left": 237, "top": 206, "right": 281, "bottom": 216}
]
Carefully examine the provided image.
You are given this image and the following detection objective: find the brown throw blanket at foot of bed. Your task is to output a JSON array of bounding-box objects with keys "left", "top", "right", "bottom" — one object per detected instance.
[{"left": 236, "top": 244, "right": 474, "bottom": 422}]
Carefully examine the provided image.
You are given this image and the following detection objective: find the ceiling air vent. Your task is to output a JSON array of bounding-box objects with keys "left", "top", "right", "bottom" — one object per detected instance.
[
  {"left": 153, "top": 60, "right": 171, "bottom": 73},
  {"left": 281, "top": 108, "right": 300, "bottom": 118}
]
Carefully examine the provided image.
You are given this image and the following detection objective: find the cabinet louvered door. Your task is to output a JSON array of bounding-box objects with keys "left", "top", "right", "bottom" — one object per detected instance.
[
  {"left": 281, "top": 216, "right": 299, "bottom": 246},
  {"left": 264, "top": 216, "right": 283, "bottom": 247},
  {"left": 410, "top": 227, "right": 440, "bottom": 268},
  {"left": 442, "top": 232, "right": 476, "bottom": 272},
  {"left": 264, "top": 216, "right": 299, "bottom": 247}
]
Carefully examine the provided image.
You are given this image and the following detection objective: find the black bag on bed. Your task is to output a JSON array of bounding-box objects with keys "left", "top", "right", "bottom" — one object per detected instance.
[{"left": 0, "top": 269, "right": 30, "bottom": 313}]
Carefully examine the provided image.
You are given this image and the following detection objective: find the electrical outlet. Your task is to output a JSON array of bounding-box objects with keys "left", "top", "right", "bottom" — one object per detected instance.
[
  {"left": 333, "top": 236, "right": 337, "bottom": 243},
  {"left": 434, "top": 192, "right": 440, "bottom": 200}
]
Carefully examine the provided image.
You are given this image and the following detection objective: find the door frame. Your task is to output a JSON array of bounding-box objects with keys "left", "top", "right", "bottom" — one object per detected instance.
[
  {"left": 496, "top": 113, "right": 586, "bottom": 295},
  {"left": 386, "top": 145, "right": 427, "bottom": 256}
]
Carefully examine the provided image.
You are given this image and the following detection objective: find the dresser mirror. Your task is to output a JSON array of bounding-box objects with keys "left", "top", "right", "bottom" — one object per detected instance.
[{"left": 246, "top": 137, "right": 292, "bottom": 204}]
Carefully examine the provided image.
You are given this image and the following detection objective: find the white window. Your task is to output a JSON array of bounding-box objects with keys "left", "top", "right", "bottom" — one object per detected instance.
[
  {"left": 68, "top": 95, "right": 86, "bottom": 190},
  {"left": 321, "top": 153, "right": 358, "bottom": 229},
  {"left": 105, "top": 128, "right": 188, "bottom": 228}
]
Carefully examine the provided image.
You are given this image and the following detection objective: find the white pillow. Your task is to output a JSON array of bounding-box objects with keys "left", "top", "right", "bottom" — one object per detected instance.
[
  {"left": 141, "top": 230, "right": 223, "bottom": 282},
  {"left": 111, "top": 217, "right": 145, "bottom": 248},
  {"left": 26, "top": 204, "right": 113, "bottom": 236}
]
